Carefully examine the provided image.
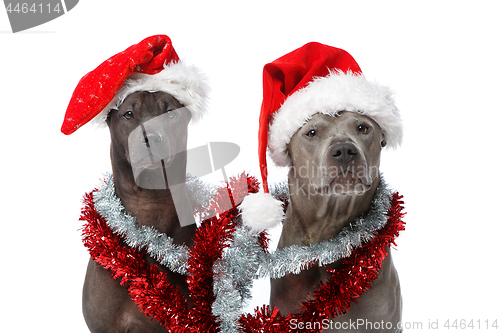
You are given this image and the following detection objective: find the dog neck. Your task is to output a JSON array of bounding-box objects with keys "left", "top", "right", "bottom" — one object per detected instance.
[
  {"left": 280, "top": 175, "right": 380, "bottom": 247},
  {"left": 110, "top": 147, "right": 196, "bottom": 245}
]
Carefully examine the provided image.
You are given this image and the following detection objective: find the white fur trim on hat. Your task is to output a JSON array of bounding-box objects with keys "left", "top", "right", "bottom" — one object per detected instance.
[
  {"left": 268, "top": 71, "right": 403, "bottom": 167},
  {"left": 94, "top": 60, "right": 210, "bottom": 126},
  {"left": 240, "top": 192, "right": 284, "bottom": 233}
]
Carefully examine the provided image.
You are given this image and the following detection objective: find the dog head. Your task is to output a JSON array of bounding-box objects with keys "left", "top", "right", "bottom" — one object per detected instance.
[
  {"left": 288, "top": 111, "right": 385, "bottom": 196},
  {"left": 106, "top": 91, "right": 192, "bottom": 187}
]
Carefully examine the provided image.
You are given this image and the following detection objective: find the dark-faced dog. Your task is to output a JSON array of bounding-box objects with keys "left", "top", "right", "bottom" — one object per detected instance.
[
  {"left": 82, "top": 91, "right": 195, "bottom": 332},
  {"left": 270, "top": 112, "right": 402, "bottom": 332}
]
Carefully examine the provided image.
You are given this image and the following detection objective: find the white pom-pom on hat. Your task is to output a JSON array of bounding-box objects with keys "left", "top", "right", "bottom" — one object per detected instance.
[{"left": 240, "top": 192, "right": 284, "bottom": 233}]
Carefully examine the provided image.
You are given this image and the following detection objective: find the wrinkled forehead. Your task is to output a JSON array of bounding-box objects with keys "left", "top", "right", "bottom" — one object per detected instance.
[
  {"left": 307, "top": 111, "right": 380, "bottom": 127},
  {"left": 119, "top": 91, "right": 184, "bottom": 111},
  {"left": 297, "top": 112, "right": 382, "bottom": 137}
]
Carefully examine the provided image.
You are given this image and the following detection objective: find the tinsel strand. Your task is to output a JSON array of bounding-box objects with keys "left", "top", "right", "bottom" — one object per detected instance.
[
  {"left": 81, "top": 191, "right": 191, "bottom": 330},
  {"left": 82, "top": 173, "right": 259, "bottom": 332},
  {"left": 92, "top": 174, "right": 211, "bottom": 275},
  {"left": 81, "top": 173, "right": 404, "bottom": 332},
  {"left": 213, "top": 177, "right": 395, "bottom": 332},
  {"left": 212, "top": 224, "right": 263, "bottom": 333},
  {"left": 238, "top": 192, "right": 406, "bottom": 332},
  {"left": 258, "top": 177, "right": 391, "bottom": 279}
]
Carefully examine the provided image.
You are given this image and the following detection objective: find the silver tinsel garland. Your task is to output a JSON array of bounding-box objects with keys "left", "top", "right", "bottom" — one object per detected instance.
[
  {"left": 92, "top": 173, "right": 215, "bottom": 275},
  {"left": 257, "top": 176, "right": 391, "bottom": 279},
  {"left": 212, "top": 221, "right": 263, "bottom": 332},
  {"left": 212, "top": 177, "right": 392, "bottom": 333}
]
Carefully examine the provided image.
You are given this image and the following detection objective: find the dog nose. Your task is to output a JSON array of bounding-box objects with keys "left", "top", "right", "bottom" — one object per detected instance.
[
  {"left": 142, "top": 132, "right": 163, "bottom": 147},
  {"left": 330, "top": 142, "right": 358, "bottom": 164}
]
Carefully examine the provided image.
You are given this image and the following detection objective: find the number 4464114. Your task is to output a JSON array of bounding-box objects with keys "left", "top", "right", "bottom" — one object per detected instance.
[
  {"left": 6, "top": 3, "right": 62, "bottom": 14},
  {"left": 444, "top": 319, "right": 498, "bottom": 330}
]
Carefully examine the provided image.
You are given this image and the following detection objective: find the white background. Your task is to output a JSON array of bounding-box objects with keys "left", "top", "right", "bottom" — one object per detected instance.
[{"left": 1, "top": 1, "right": 499, "bottom": 331}]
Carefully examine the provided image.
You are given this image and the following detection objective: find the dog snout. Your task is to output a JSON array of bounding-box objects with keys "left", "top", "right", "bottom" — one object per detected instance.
[
  {"left": 329, "top": 142, "right": 358, "bottom": 165},
  {"left": 141, "top": 131, "right": 163, "bottom": 147}
]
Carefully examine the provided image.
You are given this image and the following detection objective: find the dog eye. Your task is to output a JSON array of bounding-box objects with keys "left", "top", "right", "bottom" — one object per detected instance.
[
  {"left": 123, "top": 111, "right": 134, "bottom": 120},
  {"left": 305, "top": 129, "right": 316, "bottom": 137},
  {"left": 166, "top": 110, "right": 177, "bottom": 119},
  {"left": 357, "top": 124, "right": 370, "bottom": 134}
]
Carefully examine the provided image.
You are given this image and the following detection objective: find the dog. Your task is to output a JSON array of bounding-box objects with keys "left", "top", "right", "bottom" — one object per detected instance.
[
  {"left": 82, "top": 91, "right": 195, "bottom": 332},
  {"left": 270, "top": 111, "right": 402, "bottom": 332}
]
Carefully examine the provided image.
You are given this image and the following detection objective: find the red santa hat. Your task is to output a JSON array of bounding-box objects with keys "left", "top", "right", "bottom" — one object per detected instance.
[
  {"left": 241, "top": 42, "right": 403, "bottom": 232},
  {"left": 61, "top": 34, "right": 209, "bottom": 135}
]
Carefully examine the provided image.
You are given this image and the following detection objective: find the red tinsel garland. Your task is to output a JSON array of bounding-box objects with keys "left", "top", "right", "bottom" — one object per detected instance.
[
  {"left": 81, "top": 174, "right": 405, "bottom": 332},
  {"left": 81, "top": 173, "right": 259, "bottom": 332},
  {"left": 239, "top": 192, "right": 406, "bottom": 332}
]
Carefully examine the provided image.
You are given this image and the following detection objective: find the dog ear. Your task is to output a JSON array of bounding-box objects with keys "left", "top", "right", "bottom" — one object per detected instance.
[
  {"left": 105, "top": 109, "right": 117, "bottom": 126},
  {"left": 183, "top": 107, "right": 192, "bottom": 124},
  {"left": 381, "top": 133, "right": 387, "bottom": 148}
]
